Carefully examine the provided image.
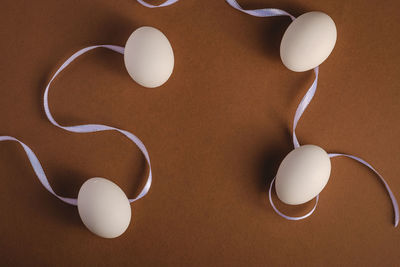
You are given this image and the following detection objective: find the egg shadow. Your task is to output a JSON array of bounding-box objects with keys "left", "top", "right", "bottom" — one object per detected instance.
[
  {"left": 0, "top": 143, "right": 83, "bottom": 229},
  {"left": 257, "top": 17, "right": 290, "bottom": 63},
  {"left": 49, "top": 168, "right": 88, "bottom": 198},
  {"left": 40, "top": 168, "right": 89, "bottom": 228},
  {"left": 255, "top": 123, "right": 292, "bottom": 194},
  {"left": 236, "top": 1, "right": 309, "bottom": 62},
  {"left": 36, "top": 192, "right": 83, "bottom": 229}
]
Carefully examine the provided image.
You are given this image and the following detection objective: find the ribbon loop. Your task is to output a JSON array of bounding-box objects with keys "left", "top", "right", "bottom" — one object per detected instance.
[{"left": 269, "top": 177, "right": 319, "bottom": 220}]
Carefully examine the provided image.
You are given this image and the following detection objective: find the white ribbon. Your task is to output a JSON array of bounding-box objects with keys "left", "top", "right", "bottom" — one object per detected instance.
[
  {"left": 0, "top": 0, "right": 180, "bottom": 207},
  {"left": 43, "top": 45, "right": 152, "bottom": 205},
  {"left": 328, "top": 153, "right": 399, "bottom": 227},
  {"left": 0, "top": 45, "right": 152, "bottom": 206},
  {"left": 292, "top": 68, "right": 318, "bottom": 149},
  {"left": 226, "top": 0, "right": 399, "bottom": 226},
  {"left": 225, "top": 0, "right": 295, "bottom": 20},
  {"left": 0, "top": 0, "right": 180, "bottom": 206},
  {"left": 136, "top": 0, "right": 179, "bottom": 8},
  {"left": 269, "top": 177, "right": 319, "bottom": 221}
]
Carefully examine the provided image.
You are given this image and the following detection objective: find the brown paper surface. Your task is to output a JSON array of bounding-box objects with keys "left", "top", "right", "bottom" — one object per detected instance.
[{"left": 1, "top": 0, "right": 399, "bottom": 266}]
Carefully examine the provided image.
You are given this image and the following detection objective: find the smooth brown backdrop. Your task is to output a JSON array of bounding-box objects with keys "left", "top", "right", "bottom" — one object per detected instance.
[{"left": 1, "top": 0, "right": 399, "bottom": 266}]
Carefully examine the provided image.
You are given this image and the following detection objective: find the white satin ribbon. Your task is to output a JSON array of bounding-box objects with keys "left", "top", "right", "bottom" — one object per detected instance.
[
  {"left": 288, "top": 64, "right": 398, "bottom": 226},
  {"left": 0, "top": 0, "right": 178, "bottom": 207},
  {"left": 226, "top": 0, "right": 399, "bottom": 226},
  {"left": 269, "top": 177, "right": 319, "bottom": 221},
  {"left": 0, "top": 45, "right": 152, "bottom": 206},
  {"left": 225, "top": 0, "right": 295, "bottom": 20},
  {"left": 42, "top": 45, "right": 152, "bottom": 205},
  {"left": 136, "top": 0, "right": 179, "bottom": 8},
  {"left": 292, "top": 67, "right": 318, "bottom": 149},
  {"left": 328, "top": 154, "right": 399, "bottom": 227}
]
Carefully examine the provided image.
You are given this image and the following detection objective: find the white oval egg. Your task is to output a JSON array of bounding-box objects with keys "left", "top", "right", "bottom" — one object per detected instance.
[
  {"left": 275, "top": 145, "right": 331, "bottom": 205},
  {"left": 280, "top": 11, "right": 337, "bottom": 72},
  {"left": 77, "top": 177, "right": 131, "bottom": 238},
  {"left": 124, "top": 26, "right": 174, "bottom": 88}
]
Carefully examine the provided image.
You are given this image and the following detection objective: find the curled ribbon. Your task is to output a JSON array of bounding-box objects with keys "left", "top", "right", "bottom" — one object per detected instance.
[
  {"left": 225, "top": 0, "right": 399, "bottom": 226},
  {"left": 0, "top": 45, "right": 152, "bottom": 206},
  {"left": 0, "top": 1, "right": 181, "bottom": 206},
  {"left": 43, "top": 45, "right": 152, "bottom": 205}
]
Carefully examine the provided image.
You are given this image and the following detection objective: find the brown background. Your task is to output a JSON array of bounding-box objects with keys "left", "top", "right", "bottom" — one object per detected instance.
[{"left": 1, "top": 0, "right": 399, "bottom": 266}]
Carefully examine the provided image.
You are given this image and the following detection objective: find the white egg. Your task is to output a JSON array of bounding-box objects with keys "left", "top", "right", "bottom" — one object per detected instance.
[
  {"left": 280, "top": 11, "right": 337, "bottom": 72},
  {"left": 275, "top": 145, "right": 331, "bottom": 205},
  {"left": 77, "top": 177, "right": 131, "bottom": 238},
  {"left": 124, "top": 26, "right": 174, "bottom": 88}
]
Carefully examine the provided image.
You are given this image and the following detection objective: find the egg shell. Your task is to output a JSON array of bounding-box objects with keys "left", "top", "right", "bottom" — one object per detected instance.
[
  {"left": 124, "top": 26, "right": 174, "bottom": 88},
  {"left": 275, "top": 145, "right": 331, "bottom": 205},
  {"left": 280, "top": 11, "right": 337, "bottom": 72},
  {"left": 77, "top": 178, "right": 131, "bottom": 238}
]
